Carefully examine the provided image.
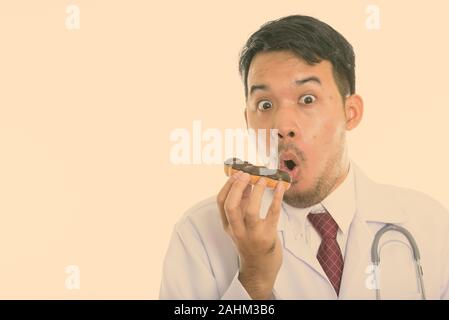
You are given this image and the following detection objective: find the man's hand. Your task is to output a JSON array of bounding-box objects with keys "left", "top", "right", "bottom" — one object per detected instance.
[{"left": 217, "top": 170, "right": 286, "bottom": 300}]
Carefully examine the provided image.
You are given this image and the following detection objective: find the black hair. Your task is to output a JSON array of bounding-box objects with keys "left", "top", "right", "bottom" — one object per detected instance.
[{"left": 239, "top": 15, "right": 356, "bottom": 100}]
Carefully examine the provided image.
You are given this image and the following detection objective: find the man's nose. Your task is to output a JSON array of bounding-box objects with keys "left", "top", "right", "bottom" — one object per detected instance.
[
  {"left": 277, "top": 127, "right": 296, "bottom": 139},
  {"left": 275, "top": 110, "right": 298, "bottom": 140}
]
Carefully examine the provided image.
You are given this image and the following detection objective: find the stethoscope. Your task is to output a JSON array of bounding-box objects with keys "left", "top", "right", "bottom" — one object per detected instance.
[{"left": 370, "top": 223, "right": 426, "bottom": 300}]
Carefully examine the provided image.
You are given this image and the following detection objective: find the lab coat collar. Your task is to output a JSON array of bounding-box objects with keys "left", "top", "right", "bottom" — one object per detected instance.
[
  {"left": 338, "top": 163, "right": 409, "bottom": 299},
  {"left": 352, "top": 162, "right": 408, "bottom": 224}
]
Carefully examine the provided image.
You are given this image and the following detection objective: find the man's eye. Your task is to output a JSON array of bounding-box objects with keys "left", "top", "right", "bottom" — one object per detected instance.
[
  {"left": 299, "top": 94, "right": 316, "bottom": 105},
  {"left": 257, "top": 100, "right": 273, "bottom": 111}
]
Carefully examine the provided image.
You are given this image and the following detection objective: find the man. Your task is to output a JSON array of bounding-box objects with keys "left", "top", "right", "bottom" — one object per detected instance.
[{"left": 160, "top": 15, "right": 449, "bottom": 299}]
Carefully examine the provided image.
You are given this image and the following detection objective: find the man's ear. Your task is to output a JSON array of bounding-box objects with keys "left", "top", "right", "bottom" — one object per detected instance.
[{"left": 344, "top": 94, "right": 364, "bottom": 131}]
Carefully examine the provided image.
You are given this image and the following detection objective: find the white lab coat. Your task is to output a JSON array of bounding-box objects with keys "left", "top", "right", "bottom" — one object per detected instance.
[{"left": 159, "top": 163, "right": 449, "bottom": 299}]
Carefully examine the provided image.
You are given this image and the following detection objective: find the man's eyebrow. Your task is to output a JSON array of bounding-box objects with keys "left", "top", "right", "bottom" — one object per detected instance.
[
  {"left": 249, "top": 76, "right": 322, "bottom": 96},
  {"left": 249, "top": 84, "right": 268, "bottom": 96},
  {"left": 295, "top": 76, "right": 322, "bottom": 86}
]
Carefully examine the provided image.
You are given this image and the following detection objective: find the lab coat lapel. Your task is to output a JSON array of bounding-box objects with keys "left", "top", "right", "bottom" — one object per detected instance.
[
  {"left": 274, "top": 225, "right": 333, "bottom": 299},
  {"left": 338, "top": 163, "right": 408, "bottom": 299},
  {"left": 338, "top": 213, "right": 375, "bottom": 299}
]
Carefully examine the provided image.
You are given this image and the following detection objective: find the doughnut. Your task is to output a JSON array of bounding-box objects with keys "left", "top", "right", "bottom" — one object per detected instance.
[{"left": 224, "top": 157, "right": 291, "bottom": 190}]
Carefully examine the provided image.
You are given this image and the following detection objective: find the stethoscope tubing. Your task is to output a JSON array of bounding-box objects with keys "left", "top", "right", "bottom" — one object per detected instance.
[{"left": 370, "top": 223, "right": 426, "bottom": 300}]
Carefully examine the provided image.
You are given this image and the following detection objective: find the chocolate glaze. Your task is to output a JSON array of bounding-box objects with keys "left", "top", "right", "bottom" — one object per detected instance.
[
  {"left": 224, "top": 157, "right": 252, "bottom": 171},
  {"left": 224, "top": 157, "right": 291, "bottom": 183},
  {"left": 242, "top": 165, "right": 291, "bottom": 183}
]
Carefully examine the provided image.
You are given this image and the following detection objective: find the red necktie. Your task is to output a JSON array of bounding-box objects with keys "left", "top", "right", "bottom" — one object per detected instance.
[{"left": 307, "top": 211, "right": 344, "bottom": 295}]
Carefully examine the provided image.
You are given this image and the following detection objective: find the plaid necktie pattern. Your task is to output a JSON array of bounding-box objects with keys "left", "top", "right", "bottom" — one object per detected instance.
[{"left": 307, "top": 211, "right": 344, "bottom": 295}]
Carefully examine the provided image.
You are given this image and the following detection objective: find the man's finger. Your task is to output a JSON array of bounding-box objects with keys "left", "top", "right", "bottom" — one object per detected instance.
[
  {"left": 240, "top": 183, "right": 252, "bottom": 213},
  {"left": 244, "top": 177, "right": 267, "bottom": 228},
  {"left": 265, "top": 182, "right": 285, "bottom": 229},
  {"left": 224, "top": 172, "right": 251, "bottom": 236},
  {"left": 217, "top": 171, "right": 243, "bottom": 229}
]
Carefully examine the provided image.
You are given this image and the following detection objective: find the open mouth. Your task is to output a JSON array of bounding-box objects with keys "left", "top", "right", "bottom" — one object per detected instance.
[
  {"left": 279, "top": 151, "right": 301, "bottom": 182},
  {"left": 284, "top": 159, "right": 297, "bottom": 171}
]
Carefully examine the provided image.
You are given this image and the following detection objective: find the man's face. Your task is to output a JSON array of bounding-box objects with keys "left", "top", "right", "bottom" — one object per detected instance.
[{"left": 245, "top": 50, "right": 350, "bottom": 208}]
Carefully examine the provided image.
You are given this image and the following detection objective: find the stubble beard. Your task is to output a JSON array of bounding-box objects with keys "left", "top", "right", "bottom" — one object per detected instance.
[{"left": 282, "top": 132, "right": 348, "bottom": 208}]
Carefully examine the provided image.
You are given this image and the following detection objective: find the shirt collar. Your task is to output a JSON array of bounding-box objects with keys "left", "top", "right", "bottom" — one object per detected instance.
[
  {"left": 322, "top": 162, "right": 355, "bottom": 234},
  {"left": 351, "top": 162, "right": 408, "bottom": 224}
]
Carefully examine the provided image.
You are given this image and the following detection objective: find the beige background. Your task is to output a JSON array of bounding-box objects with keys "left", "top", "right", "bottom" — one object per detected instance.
[{"left": 0, "top": 0, "right": 447, "bottom": 299}]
